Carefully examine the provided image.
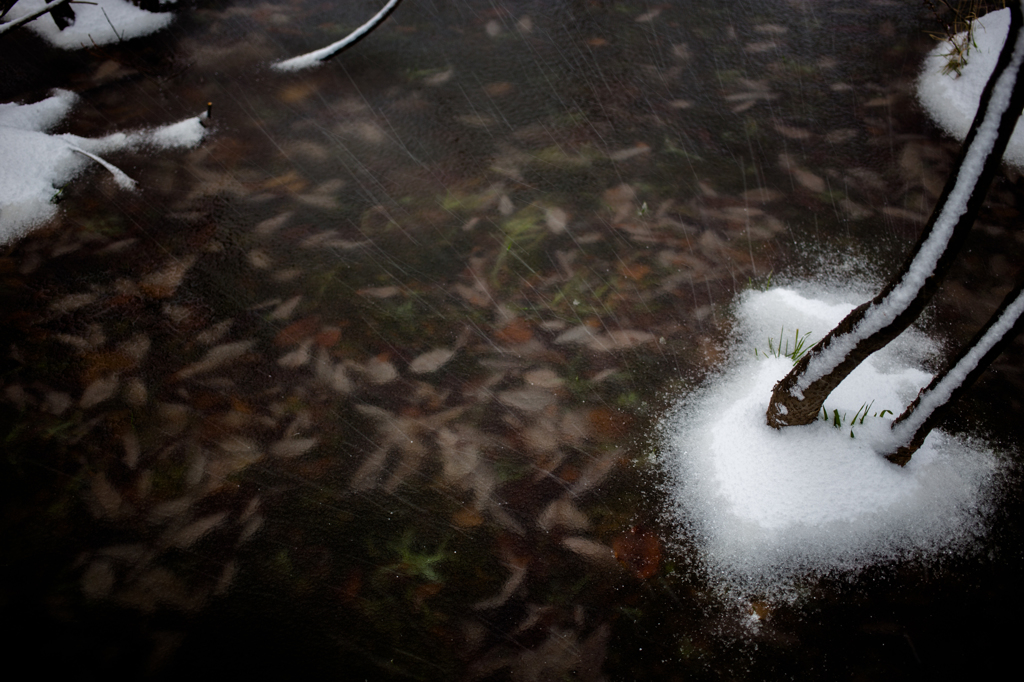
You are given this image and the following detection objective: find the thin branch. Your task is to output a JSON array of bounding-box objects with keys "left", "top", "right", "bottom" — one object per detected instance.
[
  {"left": 765, "top": 0, "right": 1024, "bottom": 430},
  {"left": 271, "top": 0, "right": 403, "bottom": 72},
  {"left": 68, "top": 145, "right": 137, "bottom": 190},
  {"left": 887, "top": 277, "right": 1024, "bottom": 465}
]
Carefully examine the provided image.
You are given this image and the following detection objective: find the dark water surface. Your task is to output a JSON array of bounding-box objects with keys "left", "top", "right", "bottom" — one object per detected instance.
[{"left": 2, "top": 1, "right": 1024, "bottom": 679}]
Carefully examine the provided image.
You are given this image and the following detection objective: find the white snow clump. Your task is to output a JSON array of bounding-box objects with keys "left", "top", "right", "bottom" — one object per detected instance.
[
  {"left": 0, "top": 88, "right": 207, "bottom": 244},
  {"left": 1, "top": 0, "right": 174, "bottom": 48},
  {"left": 918, "top": 7, "right": 1024, "bottom": 168},
  {"left": 662, "top": 285, "right": 1003, "bottom": 600}
]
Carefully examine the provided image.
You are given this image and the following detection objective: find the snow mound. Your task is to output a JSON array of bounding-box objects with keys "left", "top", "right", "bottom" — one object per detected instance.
[
  {"left": 918, "top": 7, "right": 1024, "bottom": 168},
  {"left": 0, "top": 89, "right": 207, "bottom": 244},
  {"left": 661, "top": 285, "right": 1004, "bottom": 600},
  {"left": 1, "top": 0, "right": 173, "bottom": 49}
]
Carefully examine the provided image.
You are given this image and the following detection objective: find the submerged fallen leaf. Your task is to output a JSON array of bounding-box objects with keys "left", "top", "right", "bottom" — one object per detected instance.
[
  {"left": 774, "top": 122, "right": 814, "bottom": 140},
  {"left": 495, "top": 318, "right": 534, "bottom": 344},
  {"left": 792, "top": 167, "right": 826, "bottom": 193},
  {"left": 544, "top": 206, "right": 569, "bottom": 233},
  {"left": 166, "top": 512, "right": 228, "bottom": 549},
  {"left": 483, "top": 81, "right": 515, "bottom": 97},
  {"left": 609, "top": 144, "right": 651, "bottom": 162},
  {"left": 612, "top": 526, "right": 661, "bottom": 579},
  {"left": 538, "top": 498, "right": 590, "bottom": 532},
  {"left": 140, "top": 255, "right": 197, "bottom": 299},
  {"left": 498, "top": 387, "right": 556, "bottom": 412},
  {"left": 275, "top": 316, "right": 320, "bottom": 347},
  {"left": 452, "top": 506, "right": 484, "bottom": 528},
  {"left": 81, "top": 375, "right": 120, "bottom": 409},
  {"left": 358, "top": 286, "right": 401, "bottom": 299},
  {"left": 50, "top": 292, "right": 96, "bottom": 314},
  {"left": 587, "top": 329, "right": 656, "bottom": 352},
  {"left": 561, "top": 537, "right": 618, "bottom": 568},
  {"left": 409, "top": 348, "right": 455, "bottom": 374},
  {"left": 364, "top": 356, "right": 399, "bottom": 384},
  {"left": 269, "top": 437, "right": 318, "bottom": 458},
  {"left": 175, "top": 341, "right": 253, "bottom": 380},
  {"left": 90, "top": 473, "right": 122, "bottom": 517},
  {"left": 269, "top": 295, "right": 303, "bottom": 321}
]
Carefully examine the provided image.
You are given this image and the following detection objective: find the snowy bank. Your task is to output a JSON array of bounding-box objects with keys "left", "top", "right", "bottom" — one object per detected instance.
[
  {"left": 271, "top": 0, "right": 401, "bottom": 72},
  {"left": 918, "top": 7, "right": 1024, "bottom": 168},
  {"left": 0, "top": 89, "right": 207, "bottom": 244},
  {"left": 662, "top": 285, "right": 1003, "bottom": 601},
  {"left": 0, "top": 0, "right": 174, "bottom": 48}
]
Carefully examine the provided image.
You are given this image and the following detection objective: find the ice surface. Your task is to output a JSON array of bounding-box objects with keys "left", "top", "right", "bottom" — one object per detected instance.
[
  {"left": 0, "top": 89, "right": 207, "bottom": 244},
  {"left": 1, "top": 0, "right": 173, "bottom": 48},
  {"left": 918, "top": 7, "right": 1024, "bottom": 168},
  {"left": 663, "top": 286, "right": 1002, "bottom": 599}
]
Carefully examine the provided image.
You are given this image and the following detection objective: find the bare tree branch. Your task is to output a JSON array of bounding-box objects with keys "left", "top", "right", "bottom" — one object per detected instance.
[
  {"left": 887, "top": 276, "right": 1024, "bottom": 465},
  {"left": 271, "top": 0, "right": 403, "bottom": 72}
]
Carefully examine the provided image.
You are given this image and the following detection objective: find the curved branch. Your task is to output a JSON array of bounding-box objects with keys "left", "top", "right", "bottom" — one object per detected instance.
[
  {"left": 271, "top": 0, "right": 403, "bottom": 72},
  {"left": 766, "top": 1, "right": 1024, "bottom": 429},
  {"left": 886, "top": 277, "right": 1024, "bottom": 465}
]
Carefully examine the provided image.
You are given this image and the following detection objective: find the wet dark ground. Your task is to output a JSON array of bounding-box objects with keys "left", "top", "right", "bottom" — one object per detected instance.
[{"left": 2, "top": 1, "right": 1024, "bottom": 679}]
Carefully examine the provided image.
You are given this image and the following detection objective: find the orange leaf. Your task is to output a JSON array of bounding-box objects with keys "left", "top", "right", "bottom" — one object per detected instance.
[
  {"left": 495, "top": 318, "right": 534, "bottom": 344},
  {"left": 315, "top": 327, "right": 341, "bottom": 348},
  {"left": 588, "top": 407, "right": 632, "bottom": 439},
  {"left": 274, "top": 316, "right": 320, "bottom": 347}
]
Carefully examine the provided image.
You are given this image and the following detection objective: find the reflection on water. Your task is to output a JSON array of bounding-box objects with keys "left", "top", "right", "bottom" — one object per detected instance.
[{"left": 2, "top": 0, "right": 1023, "bottom": 678}]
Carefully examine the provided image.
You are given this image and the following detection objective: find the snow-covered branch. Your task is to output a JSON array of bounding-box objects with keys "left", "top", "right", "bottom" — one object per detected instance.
[
  {"left": 271, "top": 0, "right": 402, "bottom": 72},
  {"left": 886, "top": 278, "right": 1024, "bottom": 464},
  {"left": 766, "top": 1, "right": 1024, "bottom": 442}
]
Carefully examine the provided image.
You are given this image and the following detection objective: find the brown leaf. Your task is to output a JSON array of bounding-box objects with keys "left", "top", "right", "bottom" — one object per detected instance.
[
  {"left": 315, "top": 327, "right": 341, "bottom": 348},
  {"left": 483, "top": 81, "right": 515, "bottom": 97},
  {"left": 140, "top": 256, "right": 197, "bottom": 299},
  {"left": 495, "top": 318, "right": 534, "bottom": 344},
  {"left": 612, "top": 526, "right": 661, "bottom": 580},
  {"left": 452, "top": 507, "right": 484, "bottom": 528},
  {"left": 409, "top": 348, "right": 455, "bottom": 374},
  {"left": 175, "top": 341, "right": 253, "bottom": 380},
  {"left": 588, "top": 407, "right": 632, "bottom": 439},
  {"left": 274, "top": 316, "right": 320, "bottom": 347}
]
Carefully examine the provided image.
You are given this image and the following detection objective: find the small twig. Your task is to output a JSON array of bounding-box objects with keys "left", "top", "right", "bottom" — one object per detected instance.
[
  {"left": 100, "top": 5, "right": 122, "bottom": 42},
  {"left": 68, "top": 146, "right": 137, "bottom": 190}
]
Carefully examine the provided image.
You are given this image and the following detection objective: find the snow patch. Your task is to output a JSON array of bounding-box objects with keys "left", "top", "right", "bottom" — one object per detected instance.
[
  {"left": 918, "top": 7, "right": 1024, "bottom": 168},
  {"left": 2, "top": 0, "right": 174, "bottom": 49},
  {"left": 662, "top": 285, "right": 1004, "bottom": 600},
  {"left": 0, "top": 89, "right": 207, "bottom": 244}
]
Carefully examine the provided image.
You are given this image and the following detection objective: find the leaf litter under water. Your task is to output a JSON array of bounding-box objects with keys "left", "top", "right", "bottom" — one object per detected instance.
[{"left": 3, "top": 0, "right": 1024, "bottom": 679}]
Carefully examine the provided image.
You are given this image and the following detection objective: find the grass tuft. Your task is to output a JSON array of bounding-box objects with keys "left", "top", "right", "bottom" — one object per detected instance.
[
  {"left": 820, "top": 400, "right": 893, "bottom": 438},
  {"left": 755, "top": 327, "right": 811, "bottom": 365},
  {"left": 924, "top": 0, "right": 1001, "bottom": 77}
]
